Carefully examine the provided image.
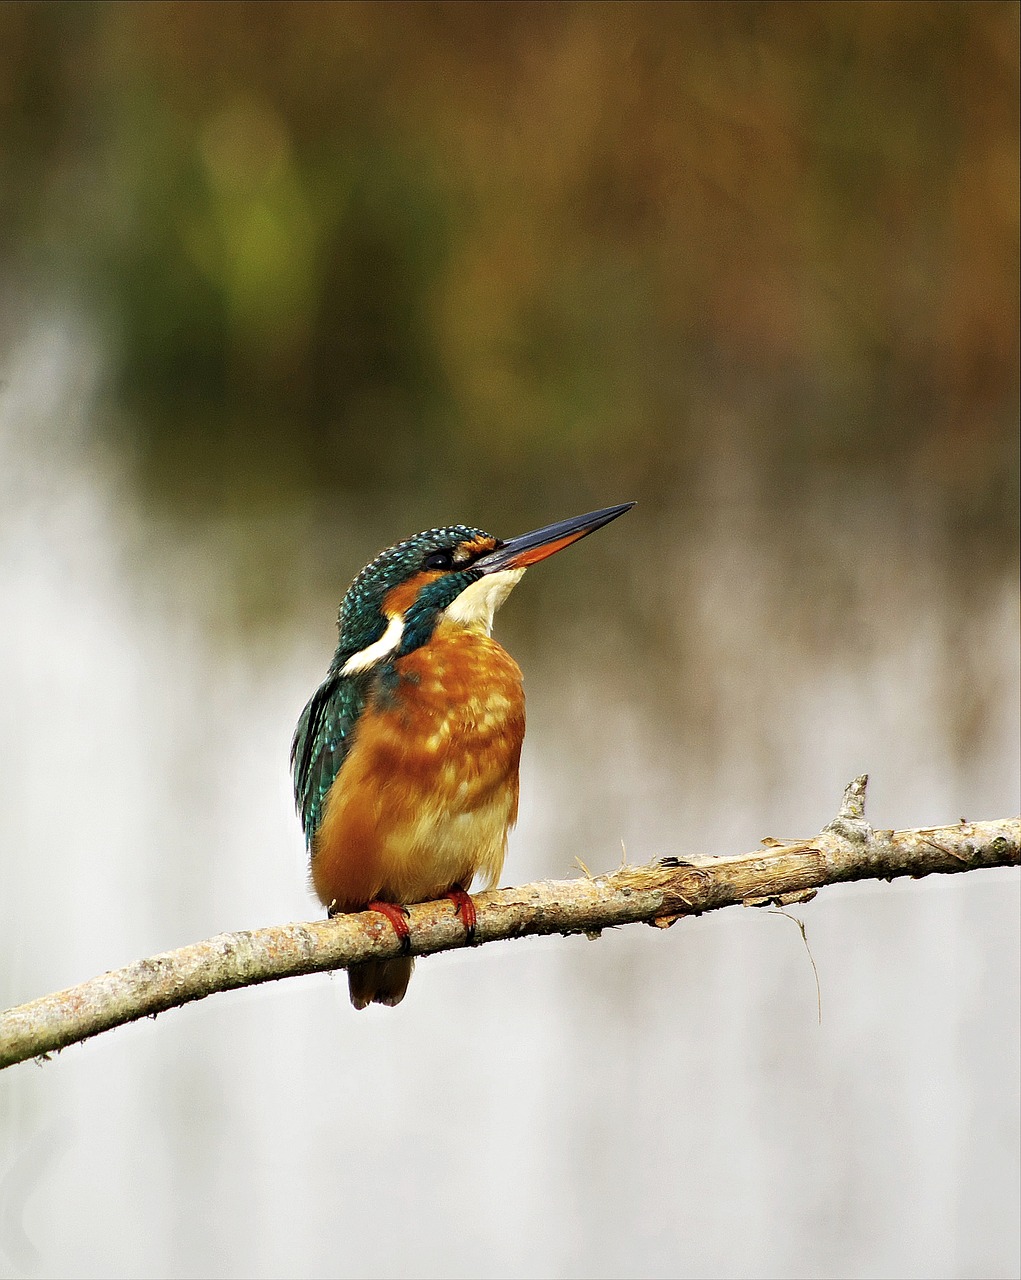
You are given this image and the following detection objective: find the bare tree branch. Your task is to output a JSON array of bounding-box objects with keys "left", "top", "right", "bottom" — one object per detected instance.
[{"left": 1, "top": 777, "right": 1017, "bottom": 1070}]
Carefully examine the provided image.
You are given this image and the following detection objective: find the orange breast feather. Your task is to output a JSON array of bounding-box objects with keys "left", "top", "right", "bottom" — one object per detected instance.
[{"left": 311, "top": 626, "right": 525, "bottom": 912}]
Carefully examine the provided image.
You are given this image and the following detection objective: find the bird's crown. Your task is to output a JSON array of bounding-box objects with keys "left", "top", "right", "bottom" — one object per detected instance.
[{"left": 333, "top": 524, "right": 501, "bottom": 673}]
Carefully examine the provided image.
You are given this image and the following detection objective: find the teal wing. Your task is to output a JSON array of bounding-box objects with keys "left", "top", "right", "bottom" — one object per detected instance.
[{"left": 291, "top": 673, "right": 367, "bottom": 846}]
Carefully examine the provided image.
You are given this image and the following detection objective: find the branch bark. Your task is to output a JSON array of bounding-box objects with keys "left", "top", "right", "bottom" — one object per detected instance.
[{"left": 1, "top": 777, "right": 1017, "bottom": 1070}]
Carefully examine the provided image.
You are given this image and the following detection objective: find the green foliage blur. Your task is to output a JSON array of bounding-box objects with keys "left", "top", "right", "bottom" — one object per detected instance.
[{"left": 0, "top": 1, "right": 1017, "bottom": 548}]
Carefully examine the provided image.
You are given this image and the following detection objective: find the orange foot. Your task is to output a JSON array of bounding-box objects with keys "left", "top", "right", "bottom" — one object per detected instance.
[
  {"left": 445, "top": 884, "right": 477, "bottom": 944},
  {"left": 366, "top": 900, "right": 412, "bottom": 955}
]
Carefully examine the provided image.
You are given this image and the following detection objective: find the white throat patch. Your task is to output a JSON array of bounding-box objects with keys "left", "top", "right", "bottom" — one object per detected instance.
[
  {"left": 442, "top": 568, "right": 525, "bottom": 636},
  {"left": 340, "top": 612, "right": 405, "bottom": 676}
]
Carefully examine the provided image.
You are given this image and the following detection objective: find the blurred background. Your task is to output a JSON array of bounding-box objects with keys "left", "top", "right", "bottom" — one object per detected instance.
[{"left": 0, "top": 3, "right": 1018, "bottom": 1277}]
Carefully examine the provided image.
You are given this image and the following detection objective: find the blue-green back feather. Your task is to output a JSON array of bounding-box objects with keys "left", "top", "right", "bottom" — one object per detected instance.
[{"left": 290, "top": 672, "right": 368, "bottom": 845}]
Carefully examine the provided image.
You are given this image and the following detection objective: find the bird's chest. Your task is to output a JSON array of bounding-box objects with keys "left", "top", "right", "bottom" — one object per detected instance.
[
  {"left": 311, "top": 628, "right": 525, "bottom": 907},
  {"left": 389, "top": 627, "right": 521, "bottom": 734},
  {"left": 372, "top": 629, "right": 526, "bottom": 802}
]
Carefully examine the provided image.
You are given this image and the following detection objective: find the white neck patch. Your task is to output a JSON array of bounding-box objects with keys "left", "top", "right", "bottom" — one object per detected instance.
[
  {"left": 442, "top": 568, "right": 525, "bottom": 636},
  {"left": 340, "top": 612, "right": 405, "bottom": 676}
]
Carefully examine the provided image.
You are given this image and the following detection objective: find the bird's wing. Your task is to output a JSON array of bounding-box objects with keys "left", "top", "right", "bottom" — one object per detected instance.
[{"left": 291, "top": 673, "right": 367, "bottom": 845}]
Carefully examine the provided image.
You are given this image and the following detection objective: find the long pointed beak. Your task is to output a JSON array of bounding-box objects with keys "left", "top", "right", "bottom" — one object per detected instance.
[{"left": 473, "top": 502, "right": 635, "bottom": 574}]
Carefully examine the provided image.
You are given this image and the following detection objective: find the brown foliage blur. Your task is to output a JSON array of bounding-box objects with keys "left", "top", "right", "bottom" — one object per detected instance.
[{"left": 0, "top": 2, "right": 1017, "bottom": 546}]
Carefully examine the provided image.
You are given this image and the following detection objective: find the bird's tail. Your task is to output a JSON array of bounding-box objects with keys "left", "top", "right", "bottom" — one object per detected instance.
[{"left": 348, "top": 957, "right": 415, "bottom": 1009}]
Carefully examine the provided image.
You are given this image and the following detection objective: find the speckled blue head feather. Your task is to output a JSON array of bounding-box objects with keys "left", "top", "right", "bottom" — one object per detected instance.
[{"left": 333, "top": 525, "right": 491, "bottom": 665}]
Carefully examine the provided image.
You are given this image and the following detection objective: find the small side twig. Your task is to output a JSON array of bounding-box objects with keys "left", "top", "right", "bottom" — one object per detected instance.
[{"left": 769, "top": 909, "right": 823, "bottom": 1024}]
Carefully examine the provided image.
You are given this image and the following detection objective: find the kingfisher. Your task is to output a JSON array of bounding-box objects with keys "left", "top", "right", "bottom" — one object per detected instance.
[{"left": 291, "top": 501, "right": 634, "bottom": 1009}]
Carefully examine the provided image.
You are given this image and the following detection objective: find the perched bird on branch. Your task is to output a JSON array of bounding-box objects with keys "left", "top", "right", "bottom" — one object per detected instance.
[{"left": 291, "top": 502, "right": 634, "bottom": 1008}]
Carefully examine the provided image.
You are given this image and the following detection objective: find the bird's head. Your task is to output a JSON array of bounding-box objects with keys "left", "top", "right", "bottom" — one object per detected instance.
[{"left": 333, "top": 502, "right": 634, "bottom": 676}]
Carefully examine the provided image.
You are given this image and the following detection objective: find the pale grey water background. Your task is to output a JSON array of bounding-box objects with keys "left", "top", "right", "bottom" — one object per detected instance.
[{"left": 0, "top": 317, "right": 1018, "bottom": 1279}]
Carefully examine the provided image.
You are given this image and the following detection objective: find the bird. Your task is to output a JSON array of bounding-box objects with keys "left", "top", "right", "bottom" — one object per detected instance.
[{"left": 291, "top": 501, "right": 635, "bottom": 1009}]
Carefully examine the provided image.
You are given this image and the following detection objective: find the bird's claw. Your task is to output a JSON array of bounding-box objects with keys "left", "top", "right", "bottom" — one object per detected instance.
[
  {"left": 366, "top": 900, "right": 412, "bottom": 955},
  {"left": 446, "top": 885, "right": 477, "bottom": 944}
]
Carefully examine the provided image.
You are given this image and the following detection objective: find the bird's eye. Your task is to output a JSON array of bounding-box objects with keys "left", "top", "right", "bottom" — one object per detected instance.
[{"left": 423, "top": 550, "right": 454, "bottom": 571}]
